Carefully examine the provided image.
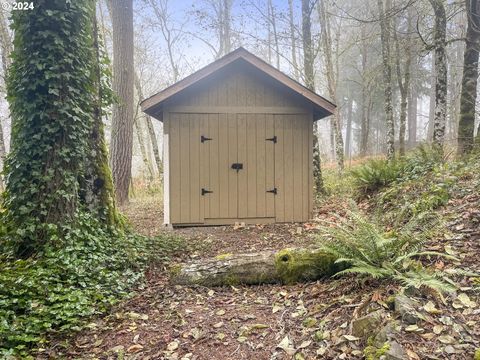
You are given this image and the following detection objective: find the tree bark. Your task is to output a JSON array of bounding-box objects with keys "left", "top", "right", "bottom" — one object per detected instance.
[
  {"left": 408, "top": 88, "right": 417, "bottom": 148},
  {"left": 82, "top": 11, "right": 118, "bottom": 226},
  {"left": 319, "top": 0, "right": 344, "bottom": 170},
  {"left": 360, "top": 26, "right": 369, "bottom": 157},
  {"left": 345, "top": 96, "right": 353, "bottom": 162},
  {"left": 134, "top": 107, "right": 154, "bottom": 181},
  {"left": 429, "top": 0, "right": 447, "bottom": 150},
  {"left": 458, "top": 0, "right": 480, "bottom": 155},
  {"left": 172, "top": 248, "right": 339, "bottom": 287},
  {"left": 109, "top": 0, "right": 134, "bottom": 205},
  {"left": 302, "top": 0, "right": 324, "bottom": 193},
  {"left": 288, "top": 0, "right": 300, "bottom": 80},
  {"left": 393, "top": 16, "right": 412, "bottom": 157},
  {"left": 134, "top": 73, "right": 162, "bottom": 175},
  {"left": 377, "top": 0, "right": 395, "bottom": 161},
  {"left": 0, "top": 8, "right": 12, "bottom": 188},
  {"left": 267, "top": 0, "right": 280, "bottom": 69}
]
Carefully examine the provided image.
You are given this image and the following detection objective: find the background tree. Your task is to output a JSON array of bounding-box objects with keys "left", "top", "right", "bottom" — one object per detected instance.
[
  {"left": 109, "top": 0, "right": 135, "bottom": 205},
  {"left": 458, "top": 0, "right": 480, "bottom": 154},
  {"left": 377, "top": 0, "right": 395, "bottom": 160},
  {"left": 302, "top": 0, "right": 325, "bottom": 193},
  {"left": 429, "top": 0, "right": 447, "bottom": 149}
]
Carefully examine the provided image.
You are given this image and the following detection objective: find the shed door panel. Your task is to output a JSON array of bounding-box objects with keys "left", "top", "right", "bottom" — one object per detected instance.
[
  {"left": 274, "top": 114, "right": 311, "bottom": 222},
  {"left": 203, "top": 114, "right": 238, "bottom": 220},
  {"left": 237, "top": 113, "right": 275, "bottom": 219}
]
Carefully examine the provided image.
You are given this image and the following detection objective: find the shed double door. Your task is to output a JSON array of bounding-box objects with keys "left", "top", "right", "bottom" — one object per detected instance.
[{"left": 201, "top": 113, "right": 276, "bottom": 223}]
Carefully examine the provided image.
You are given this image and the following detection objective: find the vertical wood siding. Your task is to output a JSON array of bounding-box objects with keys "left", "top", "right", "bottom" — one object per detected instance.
[{"left": 166, "top": 67, "right": 314, "bottom": 225}]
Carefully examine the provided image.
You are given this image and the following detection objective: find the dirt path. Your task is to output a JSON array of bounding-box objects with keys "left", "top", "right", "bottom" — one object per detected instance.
[{"left": 43, "top": 194, "right": 479, "bottom": 359}]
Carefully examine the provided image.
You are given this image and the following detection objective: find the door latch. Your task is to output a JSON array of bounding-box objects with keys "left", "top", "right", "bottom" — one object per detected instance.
[
  {"left": 266, "top": 135, "right": 277, "bottom": 143},
  {"left": 266, "top": 187, "right": 277, "bottom": 195},
  {"left": 201, "top": 135, "right": 212, "bottom": 143},
  {"left": 201, "top": 188, "right": 213, "bottom": 196},
  {"left": 231, "top": 163, "right": 243, "bottom": 172}
]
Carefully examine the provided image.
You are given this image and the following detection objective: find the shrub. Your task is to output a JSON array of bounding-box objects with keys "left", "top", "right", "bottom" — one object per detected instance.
[
  {"left": 350, "top": 159, "right": 404, "bottom": 195},
  {"left": 318, "top": 208, "right": 456, "bottom": 295},
  {"left": 0, "top": 212, "right": 186, "bottom": 358}
]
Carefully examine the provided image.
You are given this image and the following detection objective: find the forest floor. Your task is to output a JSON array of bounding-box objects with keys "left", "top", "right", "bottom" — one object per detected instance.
[{"left": 45, "top": 171, "right": 480, "bottom": 360}]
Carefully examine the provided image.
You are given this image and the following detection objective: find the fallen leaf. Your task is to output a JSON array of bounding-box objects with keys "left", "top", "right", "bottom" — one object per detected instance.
[
  {"left": 277, "top": 335, "right": 296, "bottom": 356},
  {"left": 424, "top": 301, "right": 442, "bottom": 314},
  {"left": 405, "top": 325, "right": 423, "bottom": 332},
  {"left": 167, "top": 341, "right": 179, "bottom": 351},
  {"left": 457, "top": 293, "right": 476, "bottom": 308},
  {"left": 298, "top": 340, "right": 312, "bottom": 349},
  {"left": 433, "top": 325, "right": 444, "bottom": 334},
  {"left": 343, "top": 335, "right": 360, "bottom": 341},
  {"left": 438, "top": 335, "right": 455, "bottom": 344},
  {"left": 215, "top": 309, "right": 226, "bottom": 316},
  {"left": 127, "top": 344, "right": 143, "bottom": 353}
]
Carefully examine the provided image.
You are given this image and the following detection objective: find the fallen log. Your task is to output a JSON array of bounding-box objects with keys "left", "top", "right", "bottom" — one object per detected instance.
[{"left": 171, "top": 248, "right": 340, "bottom": 286}]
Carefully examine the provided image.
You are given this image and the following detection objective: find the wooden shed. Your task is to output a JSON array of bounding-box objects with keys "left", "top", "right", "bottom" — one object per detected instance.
[{"left": 141, "top": 47, "right": 335, "bottom": 226}]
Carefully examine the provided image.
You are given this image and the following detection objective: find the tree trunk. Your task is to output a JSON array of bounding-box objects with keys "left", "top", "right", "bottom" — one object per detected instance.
[
  {"left": 0, "top": 8, "right": 12, "bottom": 188},
  {"left": 288, "top": 0, "right": 300, "bottom": 80},
  {"left": 360, "top": 27, "right": 369, "bottom": 157},
  {"left": 408, "top": 89, "right": 417, "bottom": 148},
  {"left": 429, "top": 0, "right": 447, "bottom": 150},
  {"left": 345, "top": 96, "right": 353, "bottom": 162},
  {"left": 81, "top": 10, "right": 118, "bottom": 226},
  {"left": 302, "top": 0, "right": 324, "bottom": 193},
  {"left": 393, "top": 16, "right": 412, "bottom": 157},
  {"left": 319, "top": 0, "right": 344, "bottom": 170},
  {"left": 134, "top": 74, "right": 162, "bottom": 175},
  {"left": 458, "top": 0, "right": 480, "bottom": 155},
  {"left": 109, "top": 0, "right": 134, "bottom": 205},
  {"left": 267, "top": 0, "right": 280, "bottom": 69},
  {"left": 134, "top": 110, "right": 154, "bottom": 181},
  {"left": 377, "top": 0, "right": 395, "bottom": 160},
  {"left": 172, "top": 248, "right": 339, "bottom": 287}
]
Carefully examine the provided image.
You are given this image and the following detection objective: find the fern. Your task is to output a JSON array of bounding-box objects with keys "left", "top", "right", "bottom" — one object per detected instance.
[{"left": 318, "top": 207, "right": 456, "bottom": 294}]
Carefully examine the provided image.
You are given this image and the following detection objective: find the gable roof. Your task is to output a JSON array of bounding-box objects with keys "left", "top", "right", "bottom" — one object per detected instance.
[{"left": 140, "top": 47, "right": 336, "bottom": 120}]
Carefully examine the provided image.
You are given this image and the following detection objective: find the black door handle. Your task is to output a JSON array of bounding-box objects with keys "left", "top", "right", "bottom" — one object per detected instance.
[
  {"left": 201, "top": 188, "right": 213, "bottom": 196},
  {"left": 266, "top": 188, "right": 277, "bottom": 195},
  {"left": 231, "top": 163, "right": 243, "bottom": 172},
  {"left": 201, "top": 135, "right": 212, "bottom": 143}
]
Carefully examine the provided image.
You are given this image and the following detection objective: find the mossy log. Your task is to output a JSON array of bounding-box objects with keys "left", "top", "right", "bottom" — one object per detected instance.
[{"left": 171, "top": 248, "right": 340, "bottom": 286}]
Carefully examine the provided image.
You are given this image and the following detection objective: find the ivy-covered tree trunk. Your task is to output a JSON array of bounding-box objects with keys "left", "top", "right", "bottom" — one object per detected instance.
[
  {"left": 429, "top": 0, "right": 447, "bottom": 150},
  {"left": 302, "top": 0, "right": 325, "bottom": 193},
  {"left": 457, "top": 0, "right": 480, "bottom": 155},
  {"left": 109, "top": 0, "right": 134, "bottom": 205},
  {"left": 81, "top": 10, "right": 118, "bottom": 226},
  {"left": 3, "top": 0, "right": 98, "bottom": 256},
  {"left": 377, "top": 0, "right": 395, "bottom": 161}
]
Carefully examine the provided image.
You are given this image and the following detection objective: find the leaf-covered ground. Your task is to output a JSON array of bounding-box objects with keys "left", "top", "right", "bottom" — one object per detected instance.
[{"left": 41, "top": 179, "right": 480, "bottom": 359}]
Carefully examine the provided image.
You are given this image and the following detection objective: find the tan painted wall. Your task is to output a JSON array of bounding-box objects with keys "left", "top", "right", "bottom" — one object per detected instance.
[{"left": 164, "top": 66, "right": 313, "bottom": 225}]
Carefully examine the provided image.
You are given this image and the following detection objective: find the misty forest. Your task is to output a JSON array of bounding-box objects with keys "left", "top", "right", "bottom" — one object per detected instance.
[{"left": 0, "top": 0, "right": 479, "bottom": 359}]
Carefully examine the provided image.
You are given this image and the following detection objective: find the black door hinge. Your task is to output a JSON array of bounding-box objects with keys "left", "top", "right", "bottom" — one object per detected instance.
[
  {"left": 201, "top": 188, "right": 213, "bottom": 196},
  {"left": 201, "top": 135, "right": 212, "bottom": 143},
  {"left": 266, "top": 187, "right": 277, "bottom": 195},
  {"left": 231, "top": 163, "right": 243, "bottom": 172},
  {"left": 266, "top": 136, "right": 277, "bottom": 143}
]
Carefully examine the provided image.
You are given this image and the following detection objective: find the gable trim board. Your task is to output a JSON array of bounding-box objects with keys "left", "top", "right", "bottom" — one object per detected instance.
[{"left": 141, "top": 47, "right": 335, "bottom": 121}]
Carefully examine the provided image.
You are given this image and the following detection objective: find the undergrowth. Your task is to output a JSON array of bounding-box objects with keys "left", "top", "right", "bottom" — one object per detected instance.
[
  {"left": 318, "top": 207, "right": 456, "bottom": 296},
  {"left": 0, "top": 212, "right": 186, "bottom": 358}
]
